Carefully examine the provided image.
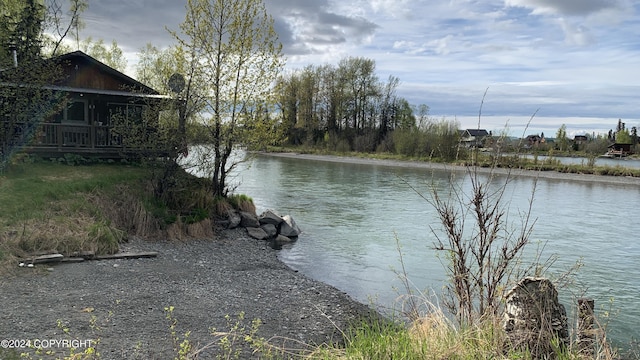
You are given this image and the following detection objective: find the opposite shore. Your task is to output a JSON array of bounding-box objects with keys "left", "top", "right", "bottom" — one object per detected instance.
[{"left": 259, "top": 151, "right": 640, "bottom": 187}]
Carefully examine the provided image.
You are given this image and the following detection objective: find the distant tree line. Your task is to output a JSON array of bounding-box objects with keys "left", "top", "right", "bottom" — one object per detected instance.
[
  {"left": 274, "top": 57, "right": 414, "bottom": 152},
  {"left": 272, "top": 57, "right": 464, "bottom": 160}
]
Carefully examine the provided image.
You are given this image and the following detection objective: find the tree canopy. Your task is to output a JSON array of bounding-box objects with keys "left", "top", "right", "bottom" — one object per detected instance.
[{"left": 171, "top": 0, "right": 284, "bottom": 197}]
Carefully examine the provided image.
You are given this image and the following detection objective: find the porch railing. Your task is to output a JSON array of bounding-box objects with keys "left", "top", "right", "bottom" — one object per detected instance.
[
  {"left": 4, "top": 122, "right": 125, "bottom": 149},
  {"left": 36, "top": 123, "right": 123, "bottom": 148},
  {"left": 2, "top": 121, "right": 173, "bottom": 158}
]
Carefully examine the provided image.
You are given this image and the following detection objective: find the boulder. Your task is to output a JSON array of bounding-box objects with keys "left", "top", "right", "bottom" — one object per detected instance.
[
  {"left": 274, "top": 234, "right": 294, "bottom": 243},
  {"left": 279, "top": 215, "right": 301, "bottom": 237},
  {"left": 239, "top": 211, "right": 260, "bottom": 228},
  {"left": 227, "top": 210, "right": 241, "bottom": 229},
  {"left": 259, "top": 210, "right": 284, "bottom": 226},
  {"left": 246, "top": 227, "right": 268, "bottom": 240},
  {"left": 260, "top": 224, "right": 278, "bottom": 238},
  {"left": 503, "top": 277, "right": 569, "bottom": 359}
]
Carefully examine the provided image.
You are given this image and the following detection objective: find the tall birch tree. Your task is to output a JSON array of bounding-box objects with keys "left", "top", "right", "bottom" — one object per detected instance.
[{"left": 172, "top": 0, "right": 283, "bottom": 198}]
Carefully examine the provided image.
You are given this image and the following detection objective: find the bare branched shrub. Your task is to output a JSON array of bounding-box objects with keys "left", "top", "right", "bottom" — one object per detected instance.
[
  {"left": 405, "top": 96, "right": 539, "bottom": 325},
  {"left": 422, "top": 166, "right": 537, "bottom": 325}
]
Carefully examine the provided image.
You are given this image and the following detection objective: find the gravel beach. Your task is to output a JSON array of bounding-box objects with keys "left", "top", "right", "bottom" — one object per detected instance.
[{"left": 0, "top": 228, "right": 375, "bottom": 359}]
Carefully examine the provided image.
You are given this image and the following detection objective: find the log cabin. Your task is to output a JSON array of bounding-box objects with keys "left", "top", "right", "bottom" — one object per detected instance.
[{"left": 1, "top": 51, "right": 172, "bottom": 160}]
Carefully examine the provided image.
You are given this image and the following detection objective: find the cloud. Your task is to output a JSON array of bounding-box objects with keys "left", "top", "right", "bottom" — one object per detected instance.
[
  {"left": 502, "top": 0, "right": 634, "bottom": 48},
  {"left": 504, "top": 0, "right": 625, "bottom": 16},
  {"left": 81, "top": 0, "right": 380, "bottom": 57},
  {"left": 266, "top": 0, "right": 379, "bottom": 55},
  {"left": 81, "top": 0, "right": 184, "bottom": 52},
  {"left": 369, "top": 0, "right": 414, "bottom": 19},
  {"left": 558, "top": 19, "right": 596, "bottom": 46}
]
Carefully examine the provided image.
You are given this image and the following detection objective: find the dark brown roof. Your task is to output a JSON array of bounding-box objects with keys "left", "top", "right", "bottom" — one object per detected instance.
[
  {"left": 461, "top": 129, "right": 489, "bottom": 137},
  {"left": 52, "top": 51, "right": 159, "bottom": 95}
]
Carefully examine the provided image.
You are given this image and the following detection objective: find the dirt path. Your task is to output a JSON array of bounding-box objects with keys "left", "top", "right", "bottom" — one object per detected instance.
[{"left": 0, "top": 229, "right": 375, "bottom": 359}]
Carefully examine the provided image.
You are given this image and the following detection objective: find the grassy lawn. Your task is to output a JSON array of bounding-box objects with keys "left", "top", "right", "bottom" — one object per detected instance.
[
  {"left": 0, "top": 161, "right": 152, "bottom": 269},
  {"left": 0, "top": 162, "right": 149, "bottom": 224}
]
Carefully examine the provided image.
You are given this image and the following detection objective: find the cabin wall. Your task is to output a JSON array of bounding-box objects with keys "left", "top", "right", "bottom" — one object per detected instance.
[{"left": 60, "top": 64, "right": 127, "bottom": 91}]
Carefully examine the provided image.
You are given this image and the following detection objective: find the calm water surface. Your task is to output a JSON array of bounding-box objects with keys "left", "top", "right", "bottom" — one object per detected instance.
[{"left": 230, "top": 153, "right": 639, "bottom": 346}]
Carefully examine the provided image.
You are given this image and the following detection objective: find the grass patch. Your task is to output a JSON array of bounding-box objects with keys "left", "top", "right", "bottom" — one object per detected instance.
[
  {"left": 0, "top": 161, "right": 153, "bottom": 270},
  {"left": 0, "top": 161, "right": 149, "bottom": 225},
  {"left": 0, "top": 158, "right": 259, "bottom": 271},
  {"left": 228, "top": 194, "right": 256, "bottom": 214},
  {"left": 310, "top": 311, "right": 615, "bottom": 360}
]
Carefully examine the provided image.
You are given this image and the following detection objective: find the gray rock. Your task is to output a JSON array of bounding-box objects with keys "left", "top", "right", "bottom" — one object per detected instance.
[
  {"left": 259, "top": 210, "right": 284, "bottom": 226},
  {"left": 274, "top": 234, "right": 294, "bottom": 243},
  {"left": 279, "top": 215, "right": 301, "bottom": 237},
  {"left": 246, "top": 227, "right": 268, "bottom": 240},
  {"left": 261, "top": 224, "right": 278, "bottom": 238},
  {"left": 239, "top": 211, "right": 260, "bottom": 228},
  {"left": 226, "top": 210, "right": 242, "bottom": 229}
]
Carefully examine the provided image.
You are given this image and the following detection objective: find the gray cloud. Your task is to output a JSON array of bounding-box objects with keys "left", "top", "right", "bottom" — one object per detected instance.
[
  {"left": 81, "top": 0, "right": 379, "bottom": 56},
  {"left": 81, "top": 0, "right": 184, "bottom": 52},
  {"left": 505, "top": 0, "right": 625, "bottom": 16},
  {"left": 266, "top": 0, "right": 379, "bottom": 54}
]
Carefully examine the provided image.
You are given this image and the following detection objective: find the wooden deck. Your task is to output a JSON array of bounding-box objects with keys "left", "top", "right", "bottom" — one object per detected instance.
[
  {"left": 3, "top": 122, "right": 167, "bottom": 159},
  {"left": 602, "top": 149, "right": 628, "bottom": 158}
]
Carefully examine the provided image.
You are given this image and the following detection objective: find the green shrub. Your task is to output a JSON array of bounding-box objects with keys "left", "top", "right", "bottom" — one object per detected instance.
[
  {"left": 182, "top": 207, "right": 209, "bottom": 224},
  {"left": 88, "top": 220, "right": 126, "bottom": 255},
  {"left": 228, "top": 194, "right": 256, "bottom": 214}
]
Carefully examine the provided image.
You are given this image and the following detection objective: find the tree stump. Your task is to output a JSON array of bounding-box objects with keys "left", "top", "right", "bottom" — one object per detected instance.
[{"left": 503, "top": 277, "right": 569, "bottom": 358}]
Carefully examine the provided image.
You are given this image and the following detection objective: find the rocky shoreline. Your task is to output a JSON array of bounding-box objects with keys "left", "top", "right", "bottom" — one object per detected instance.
[{"left": 0, "top": 228, "right": 376, "bottom": 359}]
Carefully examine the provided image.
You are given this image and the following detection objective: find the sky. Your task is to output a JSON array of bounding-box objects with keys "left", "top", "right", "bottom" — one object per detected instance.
[{"left": 76, "top": 0, "right": 640, "bottom": 137}]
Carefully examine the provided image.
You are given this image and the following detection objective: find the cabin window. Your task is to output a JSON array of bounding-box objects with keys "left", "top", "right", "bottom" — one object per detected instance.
[
  {"left": 108, "top": 103, "right": 145, "bottom": 126},
  {"left": 52, "top": 99, "right": 88, "bottom": 123},
  {"left": 66, "top": 100, "right": 87, "bottom": 122}
]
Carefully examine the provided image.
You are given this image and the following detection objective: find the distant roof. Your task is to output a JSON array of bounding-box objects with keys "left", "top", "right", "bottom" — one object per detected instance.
[{"left": 461, "top": 129, "right": 489, "bottom": 136}]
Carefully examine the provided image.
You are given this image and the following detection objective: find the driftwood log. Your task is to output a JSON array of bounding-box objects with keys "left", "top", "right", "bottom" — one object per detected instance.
[{"left": 22, "top": 251, "right": 158, "bottom": 265}]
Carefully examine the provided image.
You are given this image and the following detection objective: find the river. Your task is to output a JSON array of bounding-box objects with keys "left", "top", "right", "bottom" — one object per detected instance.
[{"left": 220, "top": 152, "right": 640, "bottom": 347}]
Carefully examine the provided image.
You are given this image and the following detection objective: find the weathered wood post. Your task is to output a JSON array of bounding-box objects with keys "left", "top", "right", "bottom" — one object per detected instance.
[{"left": 577, "top": 298, "right": 595, "bottom": 356}]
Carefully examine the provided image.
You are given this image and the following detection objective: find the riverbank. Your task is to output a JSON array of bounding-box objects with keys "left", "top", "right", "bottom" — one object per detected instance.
[
  {"left": 0, "top": 228, "right": 375, "bottom": 359},
  {"left": 260, "top": 152, "right": 640, "bottom": 187}
]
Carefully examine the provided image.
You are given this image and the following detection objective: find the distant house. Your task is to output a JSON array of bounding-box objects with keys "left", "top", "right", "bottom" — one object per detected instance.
[
  {"left": 573, "top": 135, "right": 588, "bottom": 145},
  {"left": 605, "top": 143, "right": 633, "bottom": 157},
  {"left": 459, "top": 129, "right": 489, "bottom": 148},
  {"left": 1, "top": 51, "right": 170, "bottom": 159},
  {"left": 525, "top": 134, "right": 545, "bottom": 147}
]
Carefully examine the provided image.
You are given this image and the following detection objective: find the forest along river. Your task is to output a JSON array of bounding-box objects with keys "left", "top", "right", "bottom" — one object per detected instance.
[{"left": 202, "top": 152, "right": 639, "bottom": 347}]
